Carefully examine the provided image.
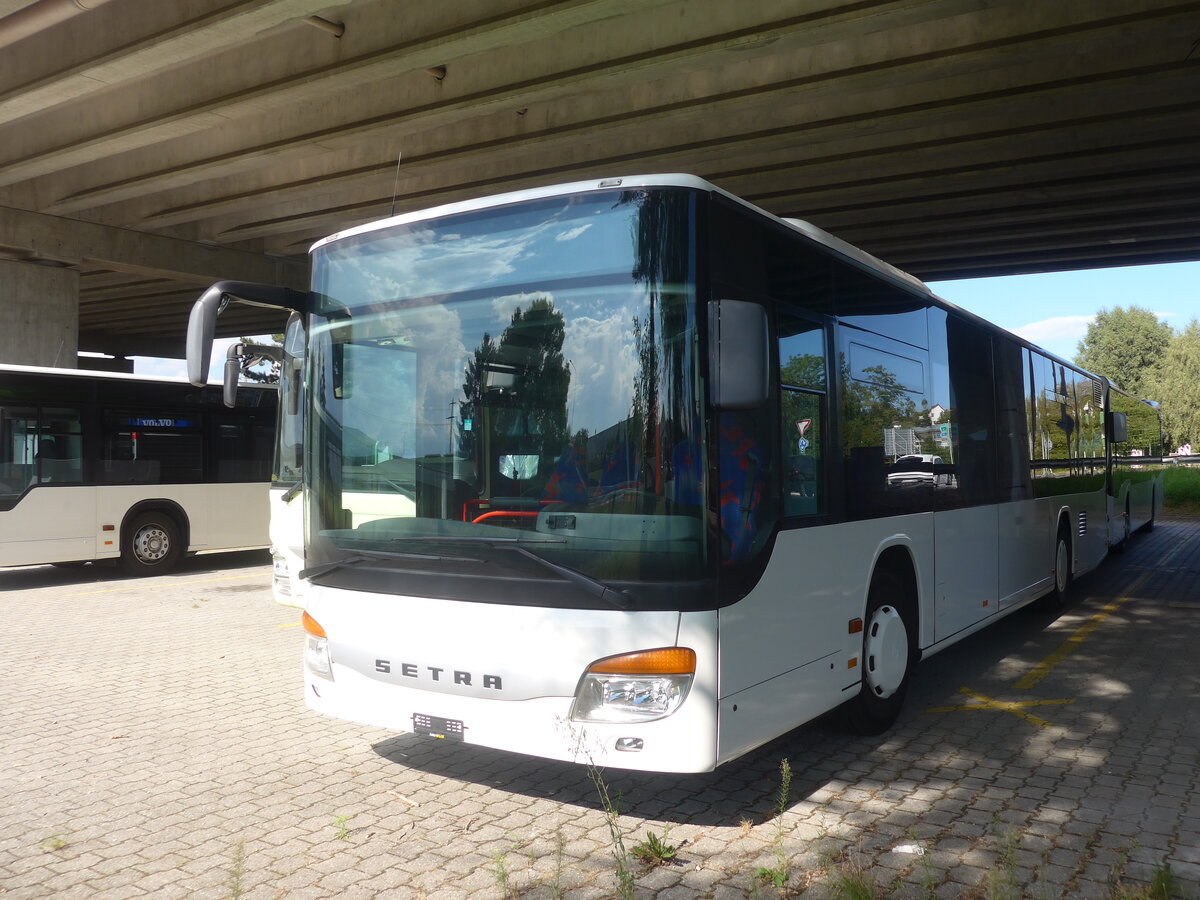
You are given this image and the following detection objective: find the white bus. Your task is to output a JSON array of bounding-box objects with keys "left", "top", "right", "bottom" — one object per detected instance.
[
  {"left": 0, "top": 363, "right": 276, "bottom": 575},
  {"left": 187, "top": 175, "right": 1162, "bottom": 772}
]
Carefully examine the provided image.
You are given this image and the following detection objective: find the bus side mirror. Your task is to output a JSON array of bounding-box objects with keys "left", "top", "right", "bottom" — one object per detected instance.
[
  {"left": 709, "top": 299, "right": 769, "bottom": 409},
  {"left": 186, "top": 285, "right": 228, "bottom": 386},
  {"left": 1110, "top": 411, "right": 1128, "bottom": 444},
  {"left": 223, "top": 343, "right": 244, "bottom": 408},
  {"left": 186, "top": 282, "right": 309, "bottom": 386}
]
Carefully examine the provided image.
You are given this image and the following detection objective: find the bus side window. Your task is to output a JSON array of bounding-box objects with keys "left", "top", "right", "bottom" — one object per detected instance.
[
  {"left": 778, "top": 308, "right": 826, "bottom": 518},
  {"left": 0, "top": 407, "right": 39, "bottom": 495}
]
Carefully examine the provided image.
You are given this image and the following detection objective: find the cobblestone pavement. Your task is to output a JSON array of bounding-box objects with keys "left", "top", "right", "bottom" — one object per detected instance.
[{"left": 1, "top": 520, "right": 1198, "bottom": 900}]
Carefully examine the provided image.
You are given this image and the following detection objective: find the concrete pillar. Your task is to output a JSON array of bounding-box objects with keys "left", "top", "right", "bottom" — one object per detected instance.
[{"left": 0, "top": 259, "right": 79, "bottom": 368}]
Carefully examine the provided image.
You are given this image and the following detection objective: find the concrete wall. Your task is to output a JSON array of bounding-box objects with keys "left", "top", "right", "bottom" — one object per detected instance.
[{"left": 0, "top": 259, "right": 79, "bottom": 368}]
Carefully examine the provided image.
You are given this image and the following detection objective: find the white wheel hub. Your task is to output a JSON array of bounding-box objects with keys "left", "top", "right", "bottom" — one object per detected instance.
[
  {"left": 864, "top": 605, "right": 908, "bottom": 698},
  {"left": 133, "top": 525, "right": 169, "bottom": 563}
]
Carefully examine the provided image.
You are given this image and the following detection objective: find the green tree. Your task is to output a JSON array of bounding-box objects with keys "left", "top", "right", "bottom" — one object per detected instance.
[
  {"left": 1073, "top": 305, "right": 1170, "bottom": 395},
  {"left": 1144, "top": 318, "right": 1200, "bottom": 450}
]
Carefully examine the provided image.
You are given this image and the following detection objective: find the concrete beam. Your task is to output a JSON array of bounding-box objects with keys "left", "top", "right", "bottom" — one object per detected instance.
[
  {"left": 0, "top": 0, "right": 349, "bottom": 124},
  {"left": 0, "top": 205, "right": 306, "bottom": 287}
]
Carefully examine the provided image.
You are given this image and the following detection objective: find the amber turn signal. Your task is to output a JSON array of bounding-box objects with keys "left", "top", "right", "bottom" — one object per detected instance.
[
  {"left": 586, "top": 647, "right": 696, "bottom": 675},
  {"left": 302, "top": 611, "right": 326, "bottom": 638}
]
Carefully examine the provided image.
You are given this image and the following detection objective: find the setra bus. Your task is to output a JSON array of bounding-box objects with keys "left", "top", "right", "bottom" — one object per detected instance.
[
  {"left": 187, "top": 175, "right": 1161, "bottom": 772},
  {"left": 0, "top": 363, "right": 276, "bottom": 575}
]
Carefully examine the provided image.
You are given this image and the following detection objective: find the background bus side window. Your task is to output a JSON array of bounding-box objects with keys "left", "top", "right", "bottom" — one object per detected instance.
[
  {"left": 39, "top": 409, "right": 84, "bottom": 484},
  {"left": 0, "top": 408, "right": 39, "bottom": 495}
]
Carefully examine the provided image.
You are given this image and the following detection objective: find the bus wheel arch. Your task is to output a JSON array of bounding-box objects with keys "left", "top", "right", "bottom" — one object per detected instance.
[
  {"left": 843, "top": 547, "right": 919, "bottom": 735},
  {"left": 119, "top": 502, "right": 189, "bottom": 576}
]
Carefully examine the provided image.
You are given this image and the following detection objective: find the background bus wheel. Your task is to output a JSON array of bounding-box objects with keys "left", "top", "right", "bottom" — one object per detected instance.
[
  {"left": 843, "top": 568, "right": 915, "bottom": 735},
  {"left": 1050, "top": 523, "right": 1072, "bottom": 608},
  {"left": 120, "top": 512, "right": 182, "bottom": 576}
]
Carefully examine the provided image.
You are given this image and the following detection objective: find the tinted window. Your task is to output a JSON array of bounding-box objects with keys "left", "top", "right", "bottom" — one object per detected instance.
[
  {"left": 778, "top": 309, "right": 826, "bottom": 518},
  {"left": 103, "top": 411, "right": 203, "bottom": 484}
]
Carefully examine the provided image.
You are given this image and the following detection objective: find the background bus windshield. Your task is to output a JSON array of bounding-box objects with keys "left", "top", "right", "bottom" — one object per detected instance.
[{"left": 306, "top": 188, "right": 712, "bottom": 609}]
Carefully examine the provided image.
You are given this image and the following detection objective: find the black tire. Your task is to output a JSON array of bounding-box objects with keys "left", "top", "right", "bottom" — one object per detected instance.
[
  {"left": 1049, "top": 522, "right": 1072, "bottom": 609},
  {"left": 843, "top": 567, "right": 916, "bottom": 735},
  {"left": 119, "top": 511, "right": 183, "bottom": 576}
]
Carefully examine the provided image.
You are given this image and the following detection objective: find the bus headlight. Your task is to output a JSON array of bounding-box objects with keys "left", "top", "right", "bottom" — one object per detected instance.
[
  {"left": 570, "top": 648, "right": 695, "bottom": 723},
  {"left": 302, "top": 611, "right": 333, "bottom": 681}
]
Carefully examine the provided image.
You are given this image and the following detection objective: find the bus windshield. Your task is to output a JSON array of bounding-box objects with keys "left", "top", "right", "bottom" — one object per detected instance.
[{"left": 306, "top": 188, "right": 711, "bottom": 609}]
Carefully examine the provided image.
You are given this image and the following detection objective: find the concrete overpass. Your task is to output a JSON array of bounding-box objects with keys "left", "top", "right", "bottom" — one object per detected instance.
[{"left": 1, "top": 0, "right": 1197, "bottom": 367}]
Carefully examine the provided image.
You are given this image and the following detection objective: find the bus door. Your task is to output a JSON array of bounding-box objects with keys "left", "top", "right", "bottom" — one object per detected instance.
[{"left": 930, "top": 315, "right": 1000, "bottom": 639}]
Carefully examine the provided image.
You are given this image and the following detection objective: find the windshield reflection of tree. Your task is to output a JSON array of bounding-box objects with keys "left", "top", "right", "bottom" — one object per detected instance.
[
  {"left": 460, "top": 296, "right": 570, "bottom": 519},
  {"left": 625, "top": 188, "right": 694, "bottom": 513}
]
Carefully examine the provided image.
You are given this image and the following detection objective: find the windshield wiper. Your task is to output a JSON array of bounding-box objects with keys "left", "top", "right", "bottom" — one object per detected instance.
[
  {"left": 300, "top": 548, "right": 483, "bottom": 580},
  {"left": 511, "top": 546, "right": 634, "bottom": 610},
  {"left": 406, "top": 535, "right": 566, "bottom": 545}
]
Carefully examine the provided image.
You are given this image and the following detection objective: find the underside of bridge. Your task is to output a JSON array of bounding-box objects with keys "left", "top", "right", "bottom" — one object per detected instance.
[{"left": 0, "top": 0, "right": 1197, "bottom": 363}]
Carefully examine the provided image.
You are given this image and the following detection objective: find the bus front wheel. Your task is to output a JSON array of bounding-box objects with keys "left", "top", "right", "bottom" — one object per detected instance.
[
  {"left": 120, "top": 512, "right": 182, "bottom": 576},
  {"left": 843, "top": 568, "right": 915, "bottom": 735}
]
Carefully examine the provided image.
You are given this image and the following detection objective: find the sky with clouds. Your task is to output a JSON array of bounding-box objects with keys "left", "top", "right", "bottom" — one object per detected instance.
[
  {"left": 128, "top": 260, "right": 1200, "bottom": 379},
  {"left": 927, "top": 260, "right": 1200, "bottom": 362}
]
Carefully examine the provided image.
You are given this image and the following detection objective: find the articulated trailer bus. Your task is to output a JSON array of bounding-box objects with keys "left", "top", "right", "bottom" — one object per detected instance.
[{"left": 189, "top": 175, "right": 1161, "bottom": 772}]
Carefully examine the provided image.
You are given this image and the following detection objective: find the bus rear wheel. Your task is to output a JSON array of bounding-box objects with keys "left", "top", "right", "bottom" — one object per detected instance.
[
  {"left": 843, "top": 567, "right": 915, "bottom": 735},
  {"left": 1050, "top": 523, "right": 1072, "bottom": 608},
  {"left": 120, "top": 511, "right": 182, "bottom": 576}
]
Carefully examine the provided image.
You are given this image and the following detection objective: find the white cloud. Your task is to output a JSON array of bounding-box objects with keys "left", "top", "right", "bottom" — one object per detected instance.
[
  {"left": 1011, "top": 315, "right": 1094, "bottom": 346},
  {"left": 555, "top": 224, "right": 593, "bottom": 242}
]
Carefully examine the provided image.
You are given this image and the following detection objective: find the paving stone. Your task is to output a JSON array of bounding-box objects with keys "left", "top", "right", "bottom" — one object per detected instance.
[{"left": 4, "top": 524, "right": 1200, "bottom": 898}]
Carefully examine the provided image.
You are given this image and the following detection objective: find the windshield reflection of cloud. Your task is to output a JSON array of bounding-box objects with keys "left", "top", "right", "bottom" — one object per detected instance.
[{"left": 563, "top": 310, "right": 637, "bottom": 434}]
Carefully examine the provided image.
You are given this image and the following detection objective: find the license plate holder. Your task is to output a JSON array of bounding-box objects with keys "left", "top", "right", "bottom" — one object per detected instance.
[{"left": 412, "top": 713, "right": 464, "bottom": 741}]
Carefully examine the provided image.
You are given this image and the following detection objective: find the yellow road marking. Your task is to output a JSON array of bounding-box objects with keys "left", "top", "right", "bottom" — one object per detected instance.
[
  {"left": 927, "top": 687, "right": 1075, "bottom": 729},
  {"left": 1013, "top": 571, "right": 1149, "bottom": 691},
  {"left": 277, "top": 621, "right": 302, "bottom": 629},
  {"left": 63, "top": 572, "right": 270, "bottom": 597}
]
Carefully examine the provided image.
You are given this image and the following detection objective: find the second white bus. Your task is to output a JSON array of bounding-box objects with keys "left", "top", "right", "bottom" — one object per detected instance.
[{"left": 0, "top": 364, "right": 276, "bottom": 575}]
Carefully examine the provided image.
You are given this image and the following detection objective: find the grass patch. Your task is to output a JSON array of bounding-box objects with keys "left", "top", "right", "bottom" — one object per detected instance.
[{"left": 1163, "top": 464, "right": 1200, "bottom": 515}]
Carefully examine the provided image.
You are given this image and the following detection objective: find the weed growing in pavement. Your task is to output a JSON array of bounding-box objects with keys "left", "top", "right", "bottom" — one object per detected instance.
[
  {"left": 491, "top": 847, "right": 511, "bottom": 899},
  {"left": 984, "top": 822, "right": 1022, "bottom": 900},
  {"left": 228, "top": 838, "right": 246, "bottom": 900},
  {"left": 1109, "top": 857, "right": 1184, "bottom": 899},
  {"left": 754, "top": 758, "right": 794, "bottom": 891},
  {"left": 630, "top": 824, "right": 680, "bottom": 868},
  {"left": 332, "top": 814, "right": 351, "bottom": 841},
  {"left": 39, "top": 832, "right": 69, "bottom": 852},
  {"left": 550, "top": 826, "right": 566, "bottom": 899},
  {"left": 828, "top": 852, "right": 880, "bottom": 900},
  {"left": 587, "top": 765, "right": 637, "bottom": 900}
]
